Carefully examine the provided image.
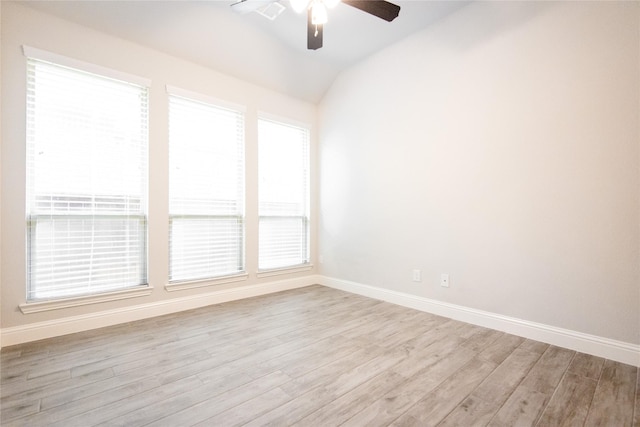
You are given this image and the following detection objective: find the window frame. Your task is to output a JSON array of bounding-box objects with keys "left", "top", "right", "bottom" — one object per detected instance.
[
  {"left": 23, "top": 46, "right": 151, "bottom": 307},
  {"left": 257, "top": 114, "right": 312, "bottom": 273},
  {"left": 166, "top": 86, "right": 247, "bottom": 288}
]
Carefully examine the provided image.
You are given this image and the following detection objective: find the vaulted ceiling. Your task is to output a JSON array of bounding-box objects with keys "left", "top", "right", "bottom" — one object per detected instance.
[{"left": 21, "top": 0, "right": 469, "bottom": 103}]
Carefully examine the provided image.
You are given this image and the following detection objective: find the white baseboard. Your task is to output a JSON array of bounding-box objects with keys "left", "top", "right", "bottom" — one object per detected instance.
[
  {"left": 3, "top": 274, "right": 638, "bottom": 367},
  {"left": 0, "top": 275, "right": 321, "bottom": 348},
  {"left": 321, "top": 276, "right": 640, "bottom": 367}
]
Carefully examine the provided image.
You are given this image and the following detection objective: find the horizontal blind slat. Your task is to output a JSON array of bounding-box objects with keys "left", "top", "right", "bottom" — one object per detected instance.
[
  {"left": 258, "top": 119, "right": 310, "bottom": 270},
  {"left": 26, "top": 56, "right": 148, "bottom": 301},
  {"left": 168, "top": 94, "right": 245, "bottom": 282}
]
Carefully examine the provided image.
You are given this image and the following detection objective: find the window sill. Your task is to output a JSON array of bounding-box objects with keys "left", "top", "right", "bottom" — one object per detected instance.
[
  {"left": 165, "top": 272, "right": 249, "bottom": 292},
  {"left": 256, "top": 264, "right": 314, "bottom": 278},
  {"left": 20, "top": 286, "right": 153, "bottom": 314}
]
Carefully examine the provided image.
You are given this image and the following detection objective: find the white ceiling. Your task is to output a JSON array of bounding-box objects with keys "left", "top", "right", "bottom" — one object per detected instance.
[{"left": 21, "top": 0, "right": 469, "bottom": 103}]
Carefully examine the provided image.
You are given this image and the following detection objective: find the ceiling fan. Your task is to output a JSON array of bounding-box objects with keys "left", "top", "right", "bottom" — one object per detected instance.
[{"left": 230, "top": 0, "right": 401, "bottom": 50}]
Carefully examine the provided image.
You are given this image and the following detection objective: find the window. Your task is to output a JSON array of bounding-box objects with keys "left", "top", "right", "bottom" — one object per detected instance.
[
  {"left": 25, "top": 51, "right": 149, "bottom": 301},
  {"left": 258, "top": 117, "right": 310, "bottom": 270},
  {"left": 168, "top": 90, "right": 245, "bottom": 282}
]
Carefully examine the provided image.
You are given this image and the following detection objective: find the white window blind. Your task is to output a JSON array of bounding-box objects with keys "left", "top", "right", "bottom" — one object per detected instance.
[
  {"left": 258, "top": 118, "right": 310, "bottom": 270},
  {"left": 26, "top": 57, "right": 149, "bottom": 301},
  {"left": 168, "top": 94, "right": 245, "bottom": 282}
]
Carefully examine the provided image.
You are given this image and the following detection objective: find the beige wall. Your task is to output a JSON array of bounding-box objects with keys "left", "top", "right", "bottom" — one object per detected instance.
[
  {"left": 0, "top": 2, "right": 317, "bottom": 330},
  {"left": 2, "top": 1, "right": 639, "bottom": 351},
  {"left": 319, "top": 1, "right": 640, "bottom": 344}
]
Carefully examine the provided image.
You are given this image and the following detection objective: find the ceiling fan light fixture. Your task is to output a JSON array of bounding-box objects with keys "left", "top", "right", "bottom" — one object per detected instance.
[
  {"left": 289, "top": 0, "right": 309, "bottom": 13},
  {"left": 311, "top": 1, "right": 328, "bottom": 25}
]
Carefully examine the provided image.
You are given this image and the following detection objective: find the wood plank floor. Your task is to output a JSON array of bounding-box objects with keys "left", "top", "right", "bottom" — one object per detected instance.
[{"left": 1, "top": 285, "right": 638, "bottom": 426}]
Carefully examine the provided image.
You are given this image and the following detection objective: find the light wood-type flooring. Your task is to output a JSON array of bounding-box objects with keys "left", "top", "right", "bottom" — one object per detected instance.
[{"left": 1, "top": 285, "right": 639, "bottom": 426}]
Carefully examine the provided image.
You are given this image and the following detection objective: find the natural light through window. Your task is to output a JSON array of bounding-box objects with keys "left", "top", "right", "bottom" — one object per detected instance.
[
  {"left": 168, "top": 92, "right": 245, "bottom": 282},
  {"left": 26, "top": 56, "right": 149, "bottom": 301},
  {"left": 258, "top": 118, "right": 310, "bottom": 270}
]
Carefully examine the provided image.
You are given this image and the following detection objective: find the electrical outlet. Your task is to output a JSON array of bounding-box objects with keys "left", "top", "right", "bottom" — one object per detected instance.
[
  {"left": 412, "top": 269, "right": 421, "bottom": 282},
  {"left": 440, "top": 273, "right": 450, "bottom": 287}
]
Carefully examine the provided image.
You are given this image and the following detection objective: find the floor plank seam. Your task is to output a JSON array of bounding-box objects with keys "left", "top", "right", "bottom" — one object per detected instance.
[
  {"left": 634, "top": 369, "right": 640, "bottom": 427},
  {"left": 581, "top": 356, "right": 608, "bottom": 426},
  {"left": 532, "top": 351, "right": 573, "bottom": 427},
  {"left": 2, "top": 286, "right": 637, "bottom": 427}
]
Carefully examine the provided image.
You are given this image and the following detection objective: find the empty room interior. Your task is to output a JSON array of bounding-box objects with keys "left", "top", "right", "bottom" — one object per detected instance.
[{"left": 1, "top": 0, "right": 639, "bottom": 425}]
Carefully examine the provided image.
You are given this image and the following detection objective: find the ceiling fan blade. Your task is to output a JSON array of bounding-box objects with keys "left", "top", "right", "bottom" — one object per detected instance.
[
  {"left": 342, "top": 0, "right": 400, "bottom": 22},
  {"left": 307, "top": 8, "right": 323, "bottom": 50}
]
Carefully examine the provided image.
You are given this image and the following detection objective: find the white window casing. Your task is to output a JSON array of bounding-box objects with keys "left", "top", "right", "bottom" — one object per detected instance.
[
  {"left": 167, "top": 90, "right": 246, "bottom": 284},
  {"left": 258, "top": 117, "right": 311, "bottom": 271},
  {"left": 25, "top": 48, "right": 150, "bottom": 302}
]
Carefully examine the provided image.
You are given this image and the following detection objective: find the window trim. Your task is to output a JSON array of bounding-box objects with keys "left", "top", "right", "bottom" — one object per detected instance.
[
  {"left": 165, "top": 272, "right": 249, "bottom": 292},
  {"left": 258, "top": 111, "right": 311, "bottom": 131},
  {"left": 24, "top": 48, "right": 150, "bottom": 303},
  {"left": 256, "top": 264, "right": 314, "bottom": 278},
  {"left": 22, "top": 45, "right": 151, "bottom": 87},
  {"left": 19, "top": 286, "right": 153, "bottom": 314},
  {"left": 166, "top": 85, "right": 246, "bottom": 113},
  {"left": 257, "top": 116, "right": 312, "bottom": 271},
  {"left": 167, "top": 88, "right": 246, "bottom": 283}
]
